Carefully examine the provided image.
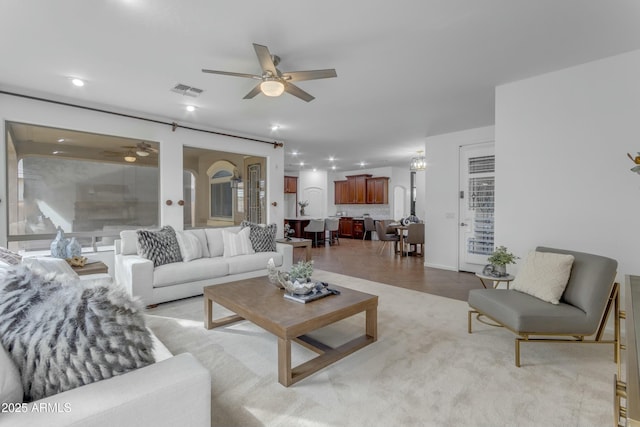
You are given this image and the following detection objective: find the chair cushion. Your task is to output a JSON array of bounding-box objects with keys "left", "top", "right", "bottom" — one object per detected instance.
[
  {"left": 468, "top": 289, "right": 592, "bottom": 334},
  {"left": 511, "top": 251, "right": 575, "bottom": 304},
  {"left": 137, "top": 226, "right": 183, "bottom": 267}
]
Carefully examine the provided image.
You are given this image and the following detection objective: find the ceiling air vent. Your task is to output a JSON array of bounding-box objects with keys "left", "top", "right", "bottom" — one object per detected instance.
[{"left": 171, "top": 83, "right": 204, "bottom": 97}]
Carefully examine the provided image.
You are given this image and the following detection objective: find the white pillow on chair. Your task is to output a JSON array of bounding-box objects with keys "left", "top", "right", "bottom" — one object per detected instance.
[{"left": 511, "top": 251, "right": 575, "bottom": 304}]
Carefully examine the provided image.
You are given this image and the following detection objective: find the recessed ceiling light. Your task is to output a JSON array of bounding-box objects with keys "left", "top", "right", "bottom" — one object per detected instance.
[
  {"left": 300, "top": 161, "right": 304, "bottom": 166},
  {"left": 186, "top": 105, "right": 196, "bottom": 112},
  {"left": 312, "top": 168, "right": 317, "bottom": 172},
  {"left": 332, "top": 165, "right": 336, "bottom": 170},
  {"left": 360, "top": 161, "right": 365, "bottom": 167},
  {"left": 57, "top": 138, "right": 65, "bottom": 143},
  {"left": 53, "top": 150, "right": 64, "bottom": 155},
  {"left": 329, "top": 156, "right": 335, "bottom": 162},
  {"left": 71, "top": 78, "right": 85, "bottom": 87},
  {"left": 291, "top": 151, "right": 298, "bottom": 156},
  {"left": 271, "top": 125, "right": 279, "bottom": 131}
]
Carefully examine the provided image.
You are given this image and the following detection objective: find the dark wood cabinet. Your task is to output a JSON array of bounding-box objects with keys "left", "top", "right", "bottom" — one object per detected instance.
[
  {"left": 339, "top": 217, "right": 353, "bottom": 237},
  {"left": 346, "top": 174, "right": 371, "bottom": 204},
  {"left": 284, "top": 176, "right": 297, "bottom": 194},
  {"left": 353, "top": 219, "right": 364, "bottom": 239},
  {"left": 366, "top": 177, "right": 389, "bottom": 204},
  {"left": 334, "top": 180, "right": 349, "bottom": 204}
]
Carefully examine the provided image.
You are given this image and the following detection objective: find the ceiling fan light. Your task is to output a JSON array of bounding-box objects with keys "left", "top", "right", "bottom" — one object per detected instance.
[
  {"left": 260, "top": 80, "right": 285, "bottom": 97},
  {"left": 124, "top": 152, "right": 137, "bottom": 162},
  {"left": 136, "top": 149, "right": 150, "bottom": 157}
]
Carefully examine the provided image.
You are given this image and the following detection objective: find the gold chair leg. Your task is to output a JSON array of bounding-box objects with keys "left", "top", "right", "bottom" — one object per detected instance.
[
  {"left": 468, "top": 310, "right": 473, "bottom": 333},
  {"left": 515, "top": 338, "right": 521, "bottom": 367}
]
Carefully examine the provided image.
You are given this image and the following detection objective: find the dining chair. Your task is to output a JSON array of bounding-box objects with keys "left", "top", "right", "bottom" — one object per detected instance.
[
  {"left": 405, "top": 223, "right": 425, "bottom": 257},
  {"left": 324, "top": 218, "right": 340, "bottom": 246},
  {"left": 375, "top": 220, "right": 399, "bottom": 255},
  {"left": 304, "top": 219, "right": 326, "bottom": 247},
  {"left": 363, "top": 217, "right": 375, "bottom": 240}
]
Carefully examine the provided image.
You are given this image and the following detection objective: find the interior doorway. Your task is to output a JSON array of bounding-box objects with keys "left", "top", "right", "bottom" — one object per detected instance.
[{"left": 458, "top": 142, "right": 495, "bottom": 272}]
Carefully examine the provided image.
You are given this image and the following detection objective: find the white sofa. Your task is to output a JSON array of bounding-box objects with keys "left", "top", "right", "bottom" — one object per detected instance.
[
  {"left": 114, "top": 226, "right": 293, "bottom": 306},
  {"left": 0, "top": 258, "right": 211, "bottom": 427}
]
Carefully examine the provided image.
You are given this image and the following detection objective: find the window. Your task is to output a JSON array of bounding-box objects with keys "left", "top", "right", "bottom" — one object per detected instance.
[
  {"left": 5, "top": 121, "right": 159, "bottom": 251},
  {"left": 210, "top": 170, "right": 233, "bottom": 219}
]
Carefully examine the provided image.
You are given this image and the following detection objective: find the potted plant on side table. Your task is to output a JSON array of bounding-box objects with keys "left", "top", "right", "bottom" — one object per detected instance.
[{"left": 487, "top": 246, "right": 518, "bottom": 277}]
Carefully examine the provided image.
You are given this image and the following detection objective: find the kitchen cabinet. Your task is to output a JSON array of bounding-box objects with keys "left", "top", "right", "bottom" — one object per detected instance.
[
  {"left": 339, "top": 217, "right": 353, "bottom": 238},
  {"left": 366, "top": 177, "right": 389, "bottom": 204},
  {"left": 284, "top": 176, "right": 298, "bottom": 194},
  {"left": 347, "top": 174, "right": 371, "bottom": 204},
  {"left": 334, "top": 180, "right": 349, "bottom": 204},
  {"left": 353, "top": 219, "right": 364, "bottom": 239}
]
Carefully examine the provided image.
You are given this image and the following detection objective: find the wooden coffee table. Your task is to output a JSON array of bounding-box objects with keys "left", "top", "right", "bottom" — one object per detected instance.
[{"left": 203, "top": 277, "right": 378, "bottom": 386}]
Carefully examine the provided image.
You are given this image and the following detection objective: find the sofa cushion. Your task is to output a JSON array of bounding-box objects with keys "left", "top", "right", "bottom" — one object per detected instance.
[
  {"left": 241, "top": 221, "right": 277, "bottom": 252},
  {"left": 0, "top": 343, "right": 22, "bottom": 405},
  {"left": 137, "top": 226, "right": 183, "bottom": 267},
  {"left": 222, "top": 227, "right": 255, "bottom": 258},
  {"left": 153, "top": 257, "right": 229, "bottom": 288},
  {"left": 175, "top": 231, "right": 203, "bottom": 262},
  {"left": 511, "top": 251, "right": 575, "bottom": 305},
  {"left": 0, "top": 266, "right": 155, "bottom": 401},
  {"left": 205, "top": 227, "right": 241, "bottom": 257},
  {"left": 120, "top": 230, "right": 140, "bottom": 255},
  {"left": 185, "top": 229, "right": 210, "bottom": 258},
  {"left": 226, "top": 251, "right": 283, "bottom": 275}
]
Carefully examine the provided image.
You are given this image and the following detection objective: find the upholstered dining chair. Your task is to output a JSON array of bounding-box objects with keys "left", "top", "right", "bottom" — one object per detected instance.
[
  {"left": 363, "top": 216, "right": 376, "bottom": 240},
  {"left": 374, "top": 220, "right": 399, "bottom": 255},
  {"left": 468, "top": 247, "right": 619, "bottom": 367},
  {"left": 304, "top": 219, "right": 326, "bottom": 247},
  {"left": 405, "top": 223, "right": 425, "bottom": 257},
  {"left": 324, "top": 218, "right": 340, "bottom": 246}
]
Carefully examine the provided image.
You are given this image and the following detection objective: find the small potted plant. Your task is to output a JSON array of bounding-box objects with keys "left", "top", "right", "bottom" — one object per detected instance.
[
  {"left": 298, "top": 200, "right": 309, "bottom": 216},
  {"left": 487, "top": 245, "right": 518, "bottom": 276},
  {"left": 290, "top": 260, "right": 314, "bottom": 283}
]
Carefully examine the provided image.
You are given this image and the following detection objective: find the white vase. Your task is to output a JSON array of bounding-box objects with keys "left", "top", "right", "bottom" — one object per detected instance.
[
  {"left": 50, "top": 227, "right": 69, "bottom": 259},
  {"left": 66, "top": 237, "right": 82, "bottom": 258},
  {"left": 493, "top": 264, "right": 507, "bottom": 276}
]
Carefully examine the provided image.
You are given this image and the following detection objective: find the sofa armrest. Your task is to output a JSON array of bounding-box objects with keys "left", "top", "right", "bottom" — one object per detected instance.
[
  {"left": 114, "top": 253, "right": 154, "bottom": 305},
  {"left": 0, "top": 353, "right": 211, "bottom": 427},
  {"left": 276, "top": 242, "right": 293, "bottom": 272}
]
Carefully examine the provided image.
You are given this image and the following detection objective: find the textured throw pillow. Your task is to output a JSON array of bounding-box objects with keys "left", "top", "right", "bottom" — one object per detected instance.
[
  {"left": 511, "top": 251, "right": 575, "bottom": 304},
  {"left": 222, "top": 227, "right": 255, "bottom": 258},
  {"left": 175, "top": 231, "right": 203, "bottom": 262},
  {"left": 137, "top": 226, "right": 183, "bottom": 267},
  {"left": 0, "top": 266, "right": 154, "bottom": 402},
  {"left": 0, "top": 247, "right": 21, "bottom": 266},
  {"left": 0, "top": 344, "right": 22, "bottom": 405},
  {"left": 241, "top": 221, "right": 277, "bottom": 252}
]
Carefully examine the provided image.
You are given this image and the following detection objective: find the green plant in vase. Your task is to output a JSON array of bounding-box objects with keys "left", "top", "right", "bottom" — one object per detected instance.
[
  {"left": 289, "top": 260, "right": 314, "bottom": 283},
  {"left": 487, "top": 246, "right": 518, "bottom": 276}
]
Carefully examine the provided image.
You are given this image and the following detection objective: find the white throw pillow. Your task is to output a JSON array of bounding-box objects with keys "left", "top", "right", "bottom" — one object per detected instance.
[
  {"left": 120, "top": 230, "right": 140, "bottom": 255},
  {"left": 0, "top": 343, "right": 23, "bottom": 404},
  {"left": 511, "top": 251, "right": 575, "bottom": 304},
  {"left": 175, "top": 231, "right": 203, "bottom": 262},
  {"left": 222, "top": 227, "right": 255, "bottom": 258}
]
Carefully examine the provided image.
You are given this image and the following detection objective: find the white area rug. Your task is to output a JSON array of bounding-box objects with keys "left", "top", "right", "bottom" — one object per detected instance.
[{"left": 146, "top": 270, "right": 614, "bottom": 427}]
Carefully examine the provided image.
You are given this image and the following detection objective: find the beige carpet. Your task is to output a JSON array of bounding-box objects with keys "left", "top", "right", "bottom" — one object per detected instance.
[{"left": 146, "top": 270, "right": 614, "bottom": 427}]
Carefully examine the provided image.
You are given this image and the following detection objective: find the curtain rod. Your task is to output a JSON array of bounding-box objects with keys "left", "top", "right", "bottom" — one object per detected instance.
[{"left": 0, "top": 90, "right": 284, "bottom": 149}]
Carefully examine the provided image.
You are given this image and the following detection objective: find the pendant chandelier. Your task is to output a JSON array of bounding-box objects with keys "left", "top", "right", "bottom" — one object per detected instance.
[{"left": 410, "top": 151, "right": 426, "bottom": 171}]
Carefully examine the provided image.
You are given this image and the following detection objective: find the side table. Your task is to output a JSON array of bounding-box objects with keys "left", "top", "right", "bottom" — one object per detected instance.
[
  {"left": 475, "top": 272, "right": 515, "bottom": 289},
  {"left": 72, "top": 261, "right": 109, "bottom": 276},
  {"left": 276, "top": 238, "right": 312, "bottom": 262}
]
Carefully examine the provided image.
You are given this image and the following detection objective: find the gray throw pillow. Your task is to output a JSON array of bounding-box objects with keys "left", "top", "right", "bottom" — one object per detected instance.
[
  {"left": 0, "top": 266, "right": 155, "bottom": 401},
  {"left": 137, "top": 225, "right": 183, "bottom": 267},
  {"left": 241, "top": 221, "right": 277, "bottom": 252}
]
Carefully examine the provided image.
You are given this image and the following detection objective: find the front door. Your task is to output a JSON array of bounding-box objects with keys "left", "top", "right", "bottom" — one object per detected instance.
[{"left": 458, "top": 142, "right": 495, "bottom": 272}]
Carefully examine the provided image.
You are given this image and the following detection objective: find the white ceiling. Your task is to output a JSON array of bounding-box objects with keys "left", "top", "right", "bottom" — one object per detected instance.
[{"left": 2, "top": 0, "right": 640, "bottom": 172}]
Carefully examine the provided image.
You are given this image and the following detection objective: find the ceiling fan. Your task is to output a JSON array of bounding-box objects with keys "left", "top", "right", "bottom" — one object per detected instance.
[
  {"left": 202, "top": 43, "right": 337, "bottom": 102},
  {"left": 101, "top": 142, "right": 158, "bottom": 162}
]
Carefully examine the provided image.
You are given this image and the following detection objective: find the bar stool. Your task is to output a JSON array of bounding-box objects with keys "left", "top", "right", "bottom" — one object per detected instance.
[
  {"left": 304, "top": 219, "right": 325, "bottom": 247},
  {"left": 324, "top": 218, "right": 340, "bottom": 245}
]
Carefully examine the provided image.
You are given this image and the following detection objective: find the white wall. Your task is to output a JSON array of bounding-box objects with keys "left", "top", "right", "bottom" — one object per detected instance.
[
  {"left": 495, "top": 49, "right": 640, "bottom": 281},
  {"left": 425, "top": 126, "right": 495, "bottom": 270},
  {"left": 0, "top": 94, "right": 285, "bottom": 246}
]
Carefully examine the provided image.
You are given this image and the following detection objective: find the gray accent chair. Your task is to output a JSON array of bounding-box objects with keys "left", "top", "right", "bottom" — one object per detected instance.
[
  {"left": 375, "top": 220, "right": 399, "bottom": 255},
  {"left": 468, "top": 247, "right": 620, "bottom": 367}
]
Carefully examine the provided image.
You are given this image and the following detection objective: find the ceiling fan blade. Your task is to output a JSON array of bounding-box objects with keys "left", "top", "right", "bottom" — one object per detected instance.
[
  {"left": 284, "top": 82, "right": 315, "bottom": 102},
  {"left": 202, "top": 69, "right": 261, "bottom": 79},
  {"left": 284, "top": 69, "right": 337, "bottom": 82},
  {"left": 253, "top": 44, "right": 278, "bottom": 75},
  {"left": 243, "top": 84, "right": 263, "bottom": 99}
]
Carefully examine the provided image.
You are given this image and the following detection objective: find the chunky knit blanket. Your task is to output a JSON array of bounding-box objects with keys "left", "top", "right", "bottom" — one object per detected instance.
[{"left": 0, "top": 266, "right": 154, "bottom": 401}]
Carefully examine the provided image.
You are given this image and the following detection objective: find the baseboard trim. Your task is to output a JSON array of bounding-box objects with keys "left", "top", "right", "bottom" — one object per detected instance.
[{"left": 425, "top": 262, "right": 458, "bottom": 272}]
